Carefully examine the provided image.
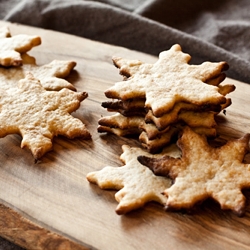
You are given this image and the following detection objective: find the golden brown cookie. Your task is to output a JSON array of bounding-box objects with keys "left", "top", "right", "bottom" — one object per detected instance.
[
  {"left": 139, "top": 125, "right": 216, "bottom": 153},
  {"left": 146, "top": 108, "right": 217, "bottom": 131},
  {"left": 0, "top": 60, "right": 76, "bottom": 91},
  {"left": 98, "top": 110, "right": 217, "bottom": 139},
  {"left": 98, "top": 113, "right": 170, "bottom": 139},
  {"left": 102, "top": 98, "right": 145, "bottom": 111},
  {"left": 139, "top": 128, "right": 178, "bottom": 153},
  {"left": 0, "top": 73, "right": 91, "bottom": 159},
  {"left": 98, "top": 125, "right": 141, "bottom": 137},
  {"left": 0, "top": 26, "right": 41, "bottom": 67},
  {"left": 87, "top": 144, "right": 180, "bottom": 214},
  {"left": 138, "top": 126, "right": 250, "bottom": 216},
  {"left": 106, "top": 44, "right": 229, "bottom": 117}
]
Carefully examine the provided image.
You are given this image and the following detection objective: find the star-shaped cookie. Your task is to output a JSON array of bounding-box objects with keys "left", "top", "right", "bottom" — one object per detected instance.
[
  {"left": 0, "top": 59, "right": 77, "bottom": 91},
  {"left": 106, "top": 44, "right": 229, "bottom": 117},
  {"left": 87, "top": 144, "right": 180, "bottom": 214},
  {"left": 138, "top": 126, "right": 250, "bottom": 216},
  {"left": 0, "top": 26, "right": 41, "bottom": 66},
  {"left": 0, "top": 73, "right": 91, "bottom": 159}
]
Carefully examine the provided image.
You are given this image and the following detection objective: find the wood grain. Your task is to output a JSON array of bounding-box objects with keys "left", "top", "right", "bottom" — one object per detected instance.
[
  {"left": 1, "top": 21, "right": 250, "bottom": 250},
  {"left": 0, "top": 203, "right": 89, "bottom": 250}
]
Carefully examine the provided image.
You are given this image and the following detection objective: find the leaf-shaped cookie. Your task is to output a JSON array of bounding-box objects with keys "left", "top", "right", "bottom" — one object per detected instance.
[
  {"left": 138, "top": 126, "right": 250, "bottom": 216},
  {"left": 0, "top": 59, "right": 76, "bottom": 91},
  {"left": 0, "top": 26, "right": 41, "bottom": 66},
  {"left": 106, "top": 44, "right": 229, "bottom": 117},
  {"left": 0, "top": 73, "right": 91, "bottom": 159},
  {"left": 87, "top": 144, "right": 180, "bottom": 214}
]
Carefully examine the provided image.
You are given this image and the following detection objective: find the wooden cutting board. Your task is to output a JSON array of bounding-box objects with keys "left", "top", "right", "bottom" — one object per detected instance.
[{"left": 1, "top": 20, "right": 250, "bottom": 250}]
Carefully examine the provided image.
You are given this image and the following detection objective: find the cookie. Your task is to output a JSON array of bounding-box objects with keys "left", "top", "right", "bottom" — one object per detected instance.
[
  {"left": 138, "top": 126, "right": 250, "bottom": 216},
  {"left": 98, "top": 125, "right": 141, "bottom": 137},
  {"left": 114, "top": 55, "right": 227, "bottom": 87},
  {"left": 139, "top": 125, "right": 216, "bottom": 153},
  {"left": 102, "top": 98, "right": 145, "bottom": 111},
  {"left": 98, "top": 113, "right": 144, "bottom": 130},
  {"left": 139, "top": 128, "right": 178, "bottom": 153},
  {"left": 87, "top": 144, "right": 180, "bottom": 214},
  {"left": 0, "top": 26, "right": 10, "bottom": 38},
  {"left": 106, "top": 44, "right": 229, "bottom": 117},
  {"left": 146, "top": 108, "right": 217, "bottom": 131},
  {"left": 0, "top": 73, "right": 91, "bottom": 160},
  {"left": 0, "top": 59, "right": 77, "bottom": 91},
  {"left": 100, "top": 45, "right": 235, "bottom": 154},
  {"left": 102, "top": 78, "right": 233, "bottom": 116},
  {"left": 0, "top": 26, "right": 41, "bottom": 67},
  {"left": 98, "top": 111, "right": 215, "bottom": 140}
]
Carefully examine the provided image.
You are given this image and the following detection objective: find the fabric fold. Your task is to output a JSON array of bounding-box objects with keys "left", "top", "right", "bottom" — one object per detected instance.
[{"left": 2, "top": 0, "right": 250, "bottom": 82}]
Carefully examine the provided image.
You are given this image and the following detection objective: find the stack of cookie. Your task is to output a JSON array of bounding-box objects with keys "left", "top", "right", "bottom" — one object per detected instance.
[{"left": 98, "top": 44, "right": 235, "bottom": 153}]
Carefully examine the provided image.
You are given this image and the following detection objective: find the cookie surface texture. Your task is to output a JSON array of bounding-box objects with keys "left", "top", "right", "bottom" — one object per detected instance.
[
  {"left": 106, "top": 44, "right": 228, "bottom": 117},
  {"left": 0, "top": 73, "right": 90, "bottom": 159},
  {"left": 0, "top": 26, "right": 41, "bottom": 66},
  {"left": 0, "top": 60, "right": 76, "bottom": 91},
  {"left": 138, "top": 126, "right": 250, "bottom": 216},
  {"left": 86, "top": 145, "right": 181, "bottom": 214}
]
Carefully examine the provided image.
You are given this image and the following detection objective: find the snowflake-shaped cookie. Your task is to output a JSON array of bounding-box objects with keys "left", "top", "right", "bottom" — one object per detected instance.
[
  {"left": 87, "top": 144, "right": 180, "bottom": 214},
  {"left": 138, "top": 126, "right": 250, "bottom": 216},
  {"left": 106, "top": 44, "right": 229, "bottom": 117},
  {"left": 0, "top": 60, "right": 76, "bottom": 91},
  {"left": 0, "top": 73, "right": 91, "bottom": 159},
  {"left": 0, "top": 26, "right": 41, "bottom": 66}
]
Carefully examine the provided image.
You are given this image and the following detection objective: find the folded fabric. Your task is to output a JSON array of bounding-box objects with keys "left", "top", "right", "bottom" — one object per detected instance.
[{"left": 1, "top": 0, "right": 250, "bottom": 82}]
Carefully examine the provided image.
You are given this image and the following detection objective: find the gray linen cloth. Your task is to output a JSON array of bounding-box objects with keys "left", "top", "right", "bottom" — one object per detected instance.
[
  {"left": 2, "top": 0, "right": 250, "bottom": 82},
  {"left": 1, "top": 0, "right": 250, "bottom": 249}
]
